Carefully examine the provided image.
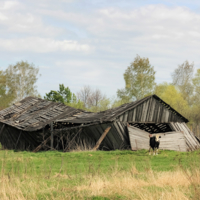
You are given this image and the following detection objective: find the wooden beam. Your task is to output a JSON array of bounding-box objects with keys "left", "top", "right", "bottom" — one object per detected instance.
[
  {"left": 33, "top": 136, "right": 51, "bottom": 153},
  {"left": 0, "top": 124, "right": 5, "bottom": 136},
  {"left": 63, "top": 128, "right": 82, "bottom": 152},
  {"left": 51, "top": 121, "right": 53, "bottom": 150},
  {"left": 15, "top": 130, "right": 22, "bottom": 150},
  {"left": 93, "top": 126, "right": 111, "bottom": 151}
]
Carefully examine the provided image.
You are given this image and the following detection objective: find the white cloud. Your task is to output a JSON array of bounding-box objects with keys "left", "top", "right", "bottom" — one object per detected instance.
[
  {"left": 0, "top": 1, "right": 20, "bottom": 10},
  {"left": 1, "top": 1, "right": 200, "bottom": 97},
  {"left": 0, "top": 37, "right": 91, "bottom": 53},
  {"left": 0, "top": 12, "right": 8, "bottom": 21},
  {"left": 0, "top": 1, "right": 64, "bottom": 37},
  {"left": 39, "top": 5, "right": 200, "bottom": 45}
]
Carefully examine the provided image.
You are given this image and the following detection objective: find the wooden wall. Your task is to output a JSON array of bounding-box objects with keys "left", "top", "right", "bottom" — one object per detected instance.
[
  {"left": 169, "top": 122, "right": 200, "bottom": 151},
  {"left": 0, "top": 121, "right": 130, "bottom": 151},
  {"left": 117, "top": 96, "right": 185, "bottom": 123},
  {"left": 128, "top": 125, "right": 187, "bottom": 152},
  {"left": 0, "top": 122, "right": 43, "bottom": 150},
  {"left": 128, "top": 126, "right": 149, "bottom": 150},
  {"left": 83, "top": 121, "right": 130, "bottom": 150}
]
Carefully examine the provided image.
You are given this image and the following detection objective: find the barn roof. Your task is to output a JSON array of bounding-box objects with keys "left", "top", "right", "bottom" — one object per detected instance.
[
  {"left": 0, "top": 96, "right": 84, "bottom": 131},
  {"left": 56, "top": 94, "right": 189, "bottom": 124},
  {"left": 0, "top": 94, "right": 189, "bottom": 132}
]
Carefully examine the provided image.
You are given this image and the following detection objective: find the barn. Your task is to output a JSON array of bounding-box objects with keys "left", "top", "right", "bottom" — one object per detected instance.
[{"left": 0, "top": 95, "right": 199, "bottom": 152}]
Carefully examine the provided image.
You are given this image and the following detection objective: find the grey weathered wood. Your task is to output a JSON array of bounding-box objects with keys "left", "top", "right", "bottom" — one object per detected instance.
[
  {"left": 0, "top": 124, "right": 5, "bottom": 136},
  {"left": 0, "top": 94, "right": 194, "bottom": 151},
  {"left": 63, "top": 128, "right": 82, "bottom": 152},
  {"left": 158, "top": 132, "right": 187, "bottom": 152},
  {"left": 128, "top": 125, "right": 188, "bottom": 152},
  {"left": 93, "top": 126, "right": 111, "bottom": 150},
  {"left": 50, "top": 121, "right": 54, "bottom": 150},
  {"left": 170, "top": 122, "right": 200, "bottom": 151},
  {"left": 33, "top": 136, "right": 51, "bottom": 152},
  {"left": 15, "top": 130, "right": 22, "bottom": 150},
  {"left": 128, "top": 126, "right": 149, "bottom": 150}
]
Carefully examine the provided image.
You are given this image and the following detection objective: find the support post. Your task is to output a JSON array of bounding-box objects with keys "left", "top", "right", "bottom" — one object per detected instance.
[
  {"left": 64, "top": 128, "right": 82, "bottom": 152},
  {"left": 15, "top": 130, "right": 22, "bottom": 150},
  {"left": 0, "top": 124, "right": 5, "bottom": 136},
  {"left": 93, "top": 126, "right": 111, "bottom": 151},
  {"left": 33, "top": 136, "right": 51, "bottom": 153},
  {"left": 51, "top": 121, "right": 54, "bottom": 150}
]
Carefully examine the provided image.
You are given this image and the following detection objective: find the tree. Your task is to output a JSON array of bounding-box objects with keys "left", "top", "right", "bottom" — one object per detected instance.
[
  {"left": 117, "top": 55, "right": 156, "bottom": 101},
  {"left": 154, "top": 83, "right": 189, "bottom": 116},
  {"left": 77, "top": 86, "right": 92, "bottom": 108},
  {"left": 0, "top": 70, "right": 15, "bottom": 109},
  {"left": 98, "top": 98, "right": 110, "bottom": 111},
  {"left": 5, "top": 61, "right": 40, "bottom": 102},
  {"left": 44, "top": 84, "right": 75, "bottom": 104},
  {"left": 76, "top": 86, "right": 108, "bottom": 111},
  {"left": 172, "top": 60, "right": 194, "bottom": 104},
  {"left": 88, "top": 98, "right": 110, "bottom": 112},
  {"left": 69, "top": 99, "right": 85, "bottom": 110},
  {"left": 77, "top": 86, "right": 107, "bottom": 109},
  {"left": 88, "top": 89, "right": 106, "bottom": 107},
  {"left": 192, "top": 69, "right": 200, "bottom": 96}
]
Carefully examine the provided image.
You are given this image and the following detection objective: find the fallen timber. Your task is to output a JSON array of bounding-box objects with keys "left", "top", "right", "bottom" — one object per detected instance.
[
  {"left": 93, "top": 126, "right": 111, "bottom": 151},
  {"left": 0, "top": 95, "right": 199, "bottom": 152}
]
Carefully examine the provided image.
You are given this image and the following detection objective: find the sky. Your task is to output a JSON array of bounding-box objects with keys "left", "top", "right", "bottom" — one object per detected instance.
[{"left": 1, "top": 0, "right": 200, "bottom": 99}]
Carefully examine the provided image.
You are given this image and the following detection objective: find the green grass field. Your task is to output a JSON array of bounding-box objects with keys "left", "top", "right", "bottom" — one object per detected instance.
[{"left": 0, "top": 149, "right": 200, "bottom": 200}]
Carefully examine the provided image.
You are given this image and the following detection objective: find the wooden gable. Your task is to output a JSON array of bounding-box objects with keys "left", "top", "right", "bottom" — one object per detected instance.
[{"left": 117, "top": 96, "right": 186, "bottom": 123}]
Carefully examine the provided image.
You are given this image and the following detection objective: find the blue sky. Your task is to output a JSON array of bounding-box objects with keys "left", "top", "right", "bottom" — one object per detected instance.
[{"left": 0, "top": 0, "right": 200, "bottom": 99}]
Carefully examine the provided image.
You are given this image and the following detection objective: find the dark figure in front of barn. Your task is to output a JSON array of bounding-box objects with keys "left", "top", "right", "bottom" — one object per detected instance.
[{"left": 149, "top": 134, "right": 161, "bottom": 155}]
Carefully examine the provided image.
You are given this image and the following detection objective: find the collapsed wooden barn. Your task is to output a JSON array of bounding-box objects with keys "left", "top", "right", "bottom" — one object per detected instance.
[
  {"left": 0, "top": 95, "right": 199, "bottom": 152},
  {"left": 55, "top": 94, "right": 200, "bottom": 151}
]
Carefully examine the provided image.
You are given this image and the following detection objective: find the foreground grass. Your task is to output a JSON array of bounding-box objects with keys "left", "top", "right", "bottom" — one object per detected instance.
[{"left": 0, "top": 149, "right": 200, "bottom": 199}]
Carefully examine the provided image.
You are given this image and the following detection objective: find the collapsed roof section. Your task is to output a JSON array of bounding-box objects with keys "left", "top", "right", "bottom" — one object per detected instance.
[
  {"left": 0, "top": 94, "right": 188, "bottom": 132},
  {"left": 0, "top": 96, "right": 84, "bottom": 131},
  {"left": 56, "top": 94, "right": 188, "bottom": 124}
]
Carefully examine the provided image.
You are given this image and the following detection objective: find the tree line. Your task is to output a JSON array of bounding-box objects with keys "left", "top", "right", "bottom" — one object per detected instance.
[{"left": 1, "top": 57, "right": 200, "bottom": 129}]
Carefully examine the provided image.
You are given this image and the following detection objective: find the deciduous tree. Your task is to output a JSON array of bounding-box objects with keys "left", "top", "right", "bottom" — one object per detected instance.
[
  {"left": 77, "top": 86, "right": 107, "bottom": 110},
  {"left": 172, "top": 60, "right": 194, "bottom": 104},
  {"left": 5, "top": 61, "right": 40, "bottom": 102},
  {"left": 192, "top": 69, "right": 200, "bottom": 96},
  {"left": 44, "top": 84, "right": 75, "bottom": 104},
  {"left": 154, "top": 83, "right": 189, "bottom": 116},
  {"left": 77, "top": 85, "right": 92, "bottom": 108},
  {"left": 117, "top": 55, "right": 156, "bottom": 101},
  {"left": 0, "top": 70, "right": 15, "bottom": 109}
]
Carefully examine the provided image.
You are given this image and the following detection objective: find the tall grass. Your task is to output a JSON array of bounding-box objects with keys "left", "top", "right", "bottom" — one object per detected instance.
[{"left": 0, "top": 150, "right": 200, "bottom": 199}]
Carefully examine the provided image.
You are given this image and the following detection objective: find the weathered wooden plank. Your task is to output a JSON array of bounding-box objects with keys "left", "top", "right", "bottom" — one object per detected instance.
[
  {"left": 128, "top": 126, "right": 149, "bottom": 150},
  {"left": 94, "top": 124, "right": 113, "bottom": 149},
  {"left": 50, "top": 121, "right": 54, "bottom": 150},
  {"left": 111, "top": 123, "right": 126, "bottom": 148},
  {"left": 128, "top": 124, "right": 187, "bottom": 152},
  {"left": 113, "top": 121, "right": 124, "bottom": 141},
  {"left": 0, "top": 124, "right": 5, "bottom": 136},
  {"left": 123, "top": 111, "right": 128, "bottom": 122},
  {"left": 151, "top": 101, "right": 156, "bottom": 122},
  {"left": 169, "top": 122, "right": 198, "bottom": 151},
  {"left": 101, "top": 123, "right": 118, "bottom": 149},
  {"left": 127, "top": 109, "right": 133, "bottom": 122},
  {"left": 143, "top": 100, "right": 148, "bottom": 122},
  {"left": 93, "top": 126, "right": 111, "bottom": 150},
  {"left": 182, "top": 123, "right": 200, "bottom": 147}
]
